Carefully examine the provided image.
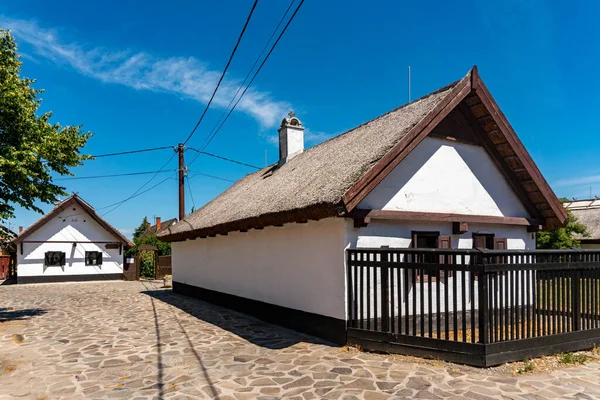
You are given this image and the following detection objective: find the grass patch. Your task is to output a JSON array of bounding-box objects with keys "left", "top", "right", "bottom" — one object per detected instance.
[
  {"left": 559, "top": 352, "right": 588, "bottom": 365},
  {"left": 515, "top": 358, "right": 536, "bottom": 374}
]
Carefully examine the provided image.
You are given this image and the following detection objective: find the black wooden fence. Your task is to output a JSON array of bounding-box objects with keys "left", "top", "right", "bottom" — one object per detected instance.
[{"left": 346, "top": 248, "right": 600, "bottom": 366}]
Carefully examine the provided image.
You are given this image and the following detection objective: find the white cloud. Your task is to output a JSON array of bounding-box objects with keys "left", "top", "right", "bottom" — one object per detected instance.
[
  {"left": 553, "top": 174, "right": 600, "bottom": 188},
  {"left": 1, "top": 17, "right": 290, "bottom": 127}
]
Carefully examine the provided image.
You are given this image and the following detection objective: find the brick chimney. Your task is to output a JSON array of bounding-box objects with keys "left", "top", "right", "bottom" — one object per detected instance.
[
  {"left": 278, "top": 111, "right": 304, "bottom": 166},
  {"left": 18, "top": 226, "right": 23, "bottom": 234},
  {"left": 155, "top": 217, "right": 161, "bottom": 230},
  {"left": 147, "top": 222, "right": 151, "bottom": 230}
]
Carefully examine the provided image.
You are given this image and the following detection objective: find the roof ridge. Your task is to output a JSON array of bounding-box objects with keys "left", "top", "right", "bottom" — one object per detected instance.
[{"left": 301, "top": 79, "right": 460, "bottom": 152}]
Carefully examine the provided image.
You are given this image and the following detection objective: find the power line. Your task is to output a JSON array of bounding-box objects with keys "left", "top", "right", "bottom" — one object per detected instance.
[
  {"left": 102, "top": 151, "right": 178, "bottom": 216},
  {"left": 94, "top": 177, "right": 176, "bottom": 211},
  {"left": 183, "top": 0, "right": 259, "bottom": 145},
  {"left": 192, "top": 0, "right": 295, "bottom": 158},
  {"left": 187, "top": 171, "right": 237, "bottom": 183},
  {"left": 185, "top": 175, "right": 196, "bottom": 211},
  {"left": 90, "top": 146, "right": 174, "bottom": 158},
  {"left": 187, "top": 148, "right": 261, "bottom": 169},
  {"left": 191, "top": 0, "right": 305, "bottom": 163},
  {"left": 54, "top": 169, "right": 177, "bottom": 181}
]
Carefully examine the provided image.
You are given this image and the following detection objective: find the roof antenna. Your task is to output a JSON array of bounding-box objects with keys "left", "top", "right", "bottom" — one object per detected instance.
[{"left": 407, "top": 66, "right": 411, "bottom": 103}]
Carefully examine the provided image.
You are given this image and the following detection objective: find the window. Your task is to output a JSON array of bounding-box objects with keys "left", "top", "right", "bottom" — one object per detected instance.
[
  {"left": 412, "top": 231, "right": 439, "bottom": 249},
  {"left": 44, "top": 251, "right": 65, "bottom": 266},
  {"left": 411, "top": 231, "right": 452, "bottom": 281},
  {"left": 85, "top": 251, "right": 103, "bottom": 266},
  {"left": 473, "top": 234, "right": 508, "bottom": 250}
]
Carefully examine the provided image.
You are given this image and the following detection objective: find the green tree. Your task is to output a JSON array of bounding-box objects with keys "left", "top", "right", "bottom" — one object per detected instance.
[
  {"left": 0, "top": 29, "right": 92, "bottom": 221},
  {"left": 132, "top": 216, "right": 150, "bottom": 243},
  {"left": 537, "top": 199, "right": 589, "bottom": 249},
  {"left": 127, "top": 216, "right": 171, "bottom": 278}
]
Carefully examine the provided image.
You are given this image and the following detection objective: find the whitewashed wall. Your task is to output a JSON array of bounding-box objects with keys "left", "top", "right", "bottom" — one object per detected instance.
[
  {"left": 172, "top": 218, "right": 347, "bottom": 320},
  {"left": 346, "top": 134, "right": 537, "bottom": 322},
  {"left": 18, "top": 206, "right": 124, "bottom": 278},
  {"left": 359, "top": 137, "right": 531, "bottom": 218}
]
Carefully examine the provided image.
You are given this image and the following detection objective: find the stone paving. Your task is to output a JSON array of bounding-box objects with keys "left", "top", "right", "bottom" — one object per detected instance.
[{"left": 2, "top": 281, "right": 600, "bottom": 399}]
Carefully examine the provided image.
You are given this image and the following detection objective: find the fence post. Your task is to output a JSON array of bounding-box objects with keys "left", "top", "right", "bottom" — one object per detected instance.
[
  {"left": 572, "top": 269, "right": 581, "bottom": 331},
  {"left": 346, "top": 250, "right": 353, "bottom": 328},
  {"left": 381, "top": 253, "right": 390, "bottom": 332},
  {"left": 477, "top": 253, "right": 489, "bottom": 344}
]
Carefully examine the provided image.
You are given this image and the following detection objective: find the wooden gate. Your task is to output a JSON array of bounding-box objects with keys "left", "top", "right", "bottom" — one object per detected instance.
[
  {"left": 123, "top": 256, "right": 139, "bottom": 281},
  {"left": 0, "top": 255, "right": 10, "bottom": 280},
  {"left": 156, "top": 255, "right": 172, "bottom": 279}
]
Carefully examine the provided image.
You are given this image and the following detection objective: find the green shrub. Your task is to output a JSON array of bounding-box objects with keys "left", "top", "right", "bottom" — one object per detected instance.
[
  {"left": 516, "top": 358, "right": 535, "bottom": 374},
  {"left": 559, "top": 352, "right": 588, "bottom": 365}
]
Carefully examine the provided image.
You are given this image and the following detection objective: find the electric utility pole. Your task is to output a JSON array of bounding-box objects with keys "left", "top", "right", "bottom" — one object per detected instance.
[{"left": 178, "top": 143, "right": 185, "bottom": 221}]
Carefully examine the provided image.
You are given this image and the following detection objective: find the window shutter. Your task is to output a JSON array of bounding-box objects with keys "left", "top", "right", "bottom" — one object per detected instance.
[
  {"left": 44, "top": 252, "right": 50, "bottom": 266},
  {"left": 97, "top": 252, "right": 103, "bottom": 265},
  {"left": 494, "top": 238, "right": 508, "bottom": 250},
  {"left": 438, "top": 235, "right": 451, "bottom": 249},
  {"left": 437, "top": 235, "right": 452, "bottom": 274},
  {"left": 411, "top": 232, "right": 418, "bottom": 248},
  {"left": 60, "top": 252, "right": 66, "bottom": 266},
  {"left": 473, "top": 235, "right": 486, "bottom": 249}
]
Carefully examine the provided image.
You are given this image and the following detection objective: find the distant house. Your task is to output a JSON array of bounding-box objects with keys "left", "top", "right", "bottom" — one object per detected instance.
[
  {"left": 12, "top": 195, "right": 133, "bottom": 284},
  {"left": 158, "top": 67, "right": 566, "bottom": 343},
  {"left": 145, "top": 217, "right": 178, "bottom": 237},
  {"left": 564, "top": 199, "right": 600, "bottom": 248}
]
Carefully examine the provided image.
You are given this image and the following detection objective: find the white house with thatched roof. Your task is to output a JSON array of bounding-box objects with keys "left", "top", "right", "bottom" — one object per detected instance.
[
  {"left": 564, "top": 199, "right": 600, "bottom": 248},
  {"left": 12, "top": 195, "right": 133, "bottom": 284},
  {"left": 159, "top": 66, "right": 566, "bottom": 343}
]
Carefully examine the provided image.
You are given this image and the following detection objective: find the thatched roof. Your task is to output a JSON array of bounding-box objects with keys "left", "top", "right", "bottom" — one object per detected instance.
[
  {"left": 159, "top": 81, "right": 457, "bottom": 241},
  {"left": 159, "top": 66, "right": 567, "bottom": 242},
  {"left": 12, "top": 195, "right": 133, "bottom": 247},
  {"left": 564, "top": 200, "right": 600, "bottom": 240}
]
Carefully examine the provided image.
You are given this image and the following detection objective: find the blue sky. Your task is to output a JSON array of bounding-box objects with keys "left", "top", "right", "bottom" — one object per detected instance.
[{"left": 1, "top": 0, "right": 599, "bottom": 236}]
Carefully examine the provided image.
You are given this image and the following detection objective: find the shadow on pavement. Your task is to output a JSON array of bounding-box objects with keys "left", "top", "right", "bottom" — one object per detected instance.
[
  {"left": 0, "top": 308, "right": 46, "bottom": 322},
  {"left": 142, "top": 289, "right": 329, "bottom": 350}
]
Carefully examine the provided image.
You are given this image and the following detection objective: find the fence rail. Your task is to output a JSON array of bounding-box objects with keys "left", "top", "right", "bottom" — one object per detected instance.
[{"left": 346, "top": 248, "right": 600, "bottom": 366}]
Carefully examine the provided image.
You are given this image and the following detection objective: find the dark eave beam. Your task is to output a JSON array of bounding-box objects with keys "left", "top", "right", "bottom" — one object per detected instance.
[{"left": 349, "top": 209, "right": 543, "bottom": 228}]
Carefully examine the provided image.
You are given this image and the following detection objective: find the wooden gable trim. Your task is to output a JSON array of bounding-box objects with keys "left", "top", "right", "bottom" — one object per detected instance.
[
  {"left": 12, "top": 195, "right": 133, "bottom": 246},
  {"left": 470, "top": 68, "right": 567, "bottom": 227},
  {"left": 455, "top": 101, "right": 542, "bottom": 221},
  {"left": 349, "top": 209, "right": 541, "bottom": 227},
  {"left": 342, "top": 69, "right": 474, "bottom": 211}
]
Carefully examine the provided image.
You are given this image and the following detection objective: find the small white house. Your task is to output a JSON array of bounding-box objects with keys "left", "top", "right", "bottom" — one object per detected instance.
[
  {"left": 159, "top": 67, "right": 567, "bottom": 344},
  {"left": 12, "top": 195, "right": 132, "bottom": 284}
]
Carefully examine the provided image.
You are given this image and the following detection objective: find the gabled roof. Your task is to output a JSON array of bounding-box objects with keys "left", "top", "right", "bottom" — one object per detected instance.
[
  {"left": 12, "top": 194, "right": 133, "bottom": 246},
  {"left": 147, "top": 218, "right": 178, "bottom": 235},
  {"left": 159, "top": 66, "right": 567, "bottom": 242}
]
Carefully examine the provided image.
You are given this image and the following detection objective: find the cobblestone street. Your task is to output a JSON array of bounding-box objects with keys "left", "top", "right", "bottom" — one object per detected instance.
[{"left": 2, "top": 281, "right": 600, "bottom": 399}]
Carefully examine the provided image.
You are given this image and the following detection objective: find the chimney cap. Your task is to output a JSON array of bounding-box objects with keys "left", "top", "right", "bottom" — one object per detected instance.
[{"left": 280, "top": 111, "right": 303, "bottom": 129}]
